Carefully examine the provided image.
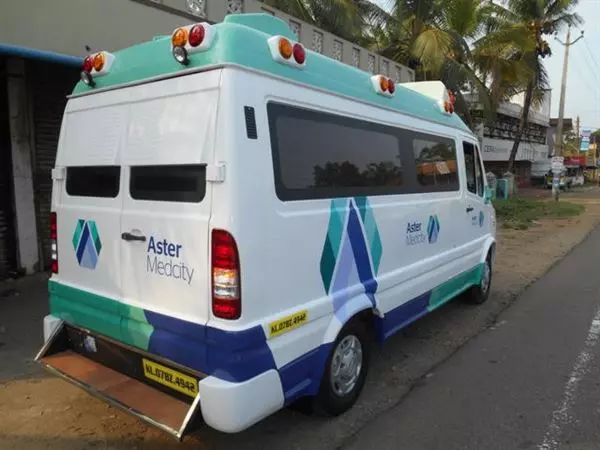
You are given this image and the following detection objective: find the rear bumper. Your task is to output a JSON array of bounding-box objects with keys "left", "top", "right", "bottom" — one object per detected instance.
[{"left": 38, "top": 316, "right": 284, "bottom": 436}]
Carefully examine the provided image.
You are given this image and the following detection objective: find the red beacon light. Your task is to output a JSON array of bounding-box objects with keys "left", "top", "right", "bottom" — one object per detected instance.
[
  {"left": 268, "top": 36, "right": 306, "bottom": 68},
  {"left": 80, "top": 51, "right": 115, "bottom": 87},
  {"left": 170, "top": 22, "right": 216, "bottom": 66},
  {"left": 371, "top": 75, "right": 396, "bottom": 97}
]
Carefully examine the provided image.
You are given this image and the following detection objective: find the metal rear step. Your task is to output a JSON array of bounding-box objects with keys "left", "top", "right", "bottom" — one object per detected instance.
[{"left": 35, "top": 322, "right": 203, "bottom": 440}]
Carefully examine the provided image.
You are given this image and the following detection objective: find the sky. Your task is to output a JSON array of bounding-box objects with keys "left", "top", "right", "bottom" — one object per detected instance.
[
  {"left": 545, "top": 0, "right": 600, "bottom": 133},
  {"left": 372, "top": 0, "right": 600, "bottom": 133}
]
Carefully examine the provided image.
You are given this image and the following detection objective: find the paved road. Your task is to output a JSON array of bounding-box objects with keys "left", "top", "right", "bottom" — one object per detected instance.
[{"left": 342, "top": 226, "right": 600, "bottom": 450}]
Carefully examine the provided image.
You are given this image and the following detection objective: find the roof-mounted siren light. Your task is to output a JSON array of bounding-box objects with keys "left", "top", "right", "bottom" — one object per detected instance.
[
  {"left": 267, "top": 36, "right": 306, "bottom": 68},
  {"left": 170, "top": 23, "right": 216, "bottom": 65},
  {"left": 81, "top": 51, "right": 115, "bottom": 87},
  {"left": 371, "top": 75, "right": 396, "bottom": 97}
]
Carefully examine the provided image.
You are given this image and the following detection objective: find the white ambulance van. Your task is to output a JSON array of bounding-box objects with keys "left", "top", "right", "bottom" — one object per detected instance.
[{"left": 37, "top": 13, "right": 496, "bottom": 438}]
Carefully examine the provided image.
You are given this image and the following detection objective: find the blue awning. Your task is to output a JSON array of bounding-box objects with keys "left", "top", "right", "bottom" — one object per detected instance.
[{"left": 0, "top": 43, "right": 82, "bottom": 67}]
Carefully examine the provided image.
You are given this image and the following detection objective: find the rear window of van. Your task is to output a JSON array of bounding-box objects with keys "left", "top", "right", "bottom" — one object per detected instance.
[
  {"left": 66, "top": 166, "right": 120, "bottom": 198},
  {"left": 129, "top": 165, "right": 206, "bottom": 203}
]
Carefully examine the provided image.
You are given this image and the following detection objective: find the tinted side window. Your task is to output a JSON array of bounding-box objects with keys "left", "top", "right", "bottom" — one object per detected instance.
[
  {"left": 473, "top": 145, "right": 484, "bottom": 197},
  {"left": 413, "top": 137, "right": 459, "bottom": 191},
  {"left": 268, "top": 103, "right": 404, "bottom": 201},
  {"left": 66, "top": 166, "right": 120, "bottom": 198},
  {"left": 130, "top": 165, "right": 206, "bottom": 203},
  {"left": 463, "top": 142, "right": 483, "bottom": 196}
]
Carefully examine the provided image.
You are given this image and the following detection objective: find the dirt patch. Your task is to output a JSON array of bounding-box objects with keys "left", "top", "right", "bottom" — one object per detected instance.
[
  {"left": 1, "top": 189, "right": 600, "bottom": 450},
  {"left": 494, "top": 195, "right": 600, "bottom": 296}
]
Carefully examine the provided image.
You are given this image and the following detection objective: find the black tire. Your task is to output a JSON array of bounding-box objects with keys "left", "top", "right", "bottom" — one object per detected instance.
[
  {"left": 466, "top": 253, "right": 492, "bottom": 305},
  {"left": 316, "top": 319, "right": 371, "bottom": 416}
]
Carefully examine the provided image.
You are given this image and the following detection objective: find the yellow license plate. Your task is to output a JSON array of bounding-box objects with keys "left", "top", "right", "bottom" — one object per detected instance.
[
  {"left": 269, "top": 310, "right": 308, "bottom": 338},
  {"left": 142, "top": 358, "right": 198, "bottom": 398}
]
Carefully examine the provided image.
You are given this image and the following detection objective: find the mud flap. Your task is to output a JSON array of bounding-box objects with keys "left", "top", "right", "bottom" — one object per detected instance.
[{"left": 35, "top": 322, "right": 203, "bottom": 440}]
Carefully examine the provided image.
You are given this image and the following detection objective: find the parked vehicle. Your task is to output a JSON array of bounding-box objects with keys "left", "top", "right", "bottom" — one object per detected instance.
[
  {"left": 36, "top": 14, "right": 496, "bottom": 438},
  {"left": 545, "top": 170, "right": 569, "bottom": 190},
  {"left": 566, "top": 165, "right": 585, "bottom": 187}
]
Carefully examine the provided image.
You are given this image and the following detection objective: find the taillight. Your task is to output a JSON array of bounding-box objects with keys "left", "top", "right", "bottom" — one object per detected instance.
[
  {"left": 388, "top": 79, "right": 396, "bottom": 94},
  {"left": 278, "top": 37, "right": 293, "bottom": 60},
  {"left": 93, "top": 52, "right": 105, "bottom": 72},
  {"left": 188, "top": 24, "right": 205, "bottom": 47},
  {"left": 293, "top": 43, "right": 306, "bottom": 64},
  {"left": 83, "top": 56, "right": 93, "bottom": 73},
  {"left": 268, "top": 36, "right": 306, "bottom": 68},
  {"left": 212, "top": 230, "right": 241, "bottom": 320},
  {"left": 50, "top": 212, "right": 58, "bottom": 274}
]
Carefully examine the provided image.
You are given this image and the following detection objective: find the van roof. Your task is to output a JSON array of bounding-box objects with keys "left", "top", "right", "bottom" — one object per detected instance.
[{"left": 73, "top": 14, "right": 471, "bottom": 133}]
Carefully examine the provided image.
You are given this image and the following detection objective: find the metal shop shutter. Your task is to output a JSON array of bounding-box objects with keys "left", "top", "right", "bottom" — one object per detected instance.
[
  {"left": 0, "top": 59, "right": 17, "bottom": 278},
  {"left": 28, "top": 61, "right": 78, "bottom": 270}
]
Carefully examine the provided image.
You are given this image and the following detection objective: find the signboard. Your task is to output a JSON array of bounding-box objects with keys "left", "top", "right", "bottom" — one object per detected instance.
[
  {"left": 551, "top": 156, "right": 564, "bottom": 174},
  {"left": 580, "top": 128, "right": 591, "bottom": 152}
]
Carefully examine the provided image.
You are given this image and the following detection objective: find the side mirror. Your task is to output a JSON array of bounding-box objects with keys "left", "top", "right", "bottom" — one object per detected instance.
[{"left": 484, "top": 186, "right": 494, "bottom": 204}]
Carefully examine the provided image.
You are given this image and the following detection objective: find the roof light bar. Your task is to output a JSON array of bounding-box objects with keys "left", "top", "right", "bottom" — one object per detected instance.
[
  {"left": 80, "top": 51, "right": 115, "bottom": 87},
  {"left": 440, "top": 89, "right": 456, "bottom": 115},
  {"left": 170, "top": 22, "right": 216, "bottom": 65},
  {"left": 371, "top": 75, "right": 395, "bottom": 97},
  {"left": 268, "top": 36, "right": 306, "bottom": 69}
]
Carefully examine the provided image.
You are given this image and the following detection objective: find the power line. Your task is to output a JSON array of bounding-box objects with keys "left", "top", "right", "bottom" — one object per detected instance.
[
  {"left": 570, "top": 44, "right": 600, "bottom": 126},
  {"left": 573, "top": 46, "right": 599, "bottom": 94},
  {"left": 582, "top": 37, "right": 600, "bottom": 75}
]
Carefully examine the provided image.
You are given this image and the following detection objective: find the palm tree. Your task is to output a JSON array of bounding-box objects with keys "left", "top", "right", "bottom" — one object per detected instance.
[
  {"left": 499, "top": 0, "right": 582, "bottom": 174},
  {"left": 373, "top": 0, "right": 512, "bottom": 127}
]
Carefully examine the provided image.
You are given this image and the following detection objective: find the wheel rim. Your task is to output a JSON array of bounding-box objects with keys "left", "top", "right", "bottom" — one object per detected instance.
[
  {"left": 330, "top": 335, "right": 363, "bottom": 397},
  {"left": 481, "top": 260, "right": 491, "bottom": 294}
]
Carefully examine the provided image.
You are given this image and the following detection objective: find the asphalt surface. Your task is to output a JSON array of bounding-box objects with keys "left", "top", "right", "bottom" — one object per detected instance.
[{"left": 342, "top": 226, "right": 600, "bottom": 450}]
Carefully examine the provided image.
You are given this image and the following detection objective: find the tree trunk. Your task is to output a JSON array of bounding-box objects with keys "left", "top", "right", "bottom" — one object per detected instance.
[{"left": 507, "top": 80, "right": 534, "bottom": 174}]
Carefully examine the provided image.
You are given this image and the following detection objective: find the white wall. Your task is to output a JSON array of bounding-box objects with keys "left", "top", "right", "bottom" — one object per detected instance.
[
  {"left": 6, "top": 59, "right": 39, "bottom": 273},
  {"left": 0, "top": 0, "right": 414, "bottom": 82},
  {"left": 481, "top": 137, "right": 549, "bottom": 163}
]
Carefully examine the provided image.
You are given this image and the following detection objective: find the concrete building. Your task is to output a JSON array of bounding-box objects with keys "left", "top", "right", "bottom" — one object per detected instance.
[
  {"left": 471, "top": 91, "right": 551, "bottom": 185},
  {"left": 0, "top": 0, "right": 414, "bottom": 279}
]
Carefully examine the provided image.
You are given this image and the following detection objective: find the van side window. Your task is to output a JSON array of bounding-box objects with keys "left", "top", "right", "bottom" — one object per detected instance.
[
  {"left": 130, "top": 165, "right": 206, "bottom": 203},
  {"left": 463, "top": 142, "right": 483, "bottom": 196},
  {"left": 66, "top": 166, "right": 120, "bottom": 198},
  {"left": 474, "top": 145, "right": 484, "bottom": 197},
  {"left": 268, "top": 103, "right": 404, "bottom": 201},
  {"left": 413, "top": 138, "right": 459, "bottom": 190}
]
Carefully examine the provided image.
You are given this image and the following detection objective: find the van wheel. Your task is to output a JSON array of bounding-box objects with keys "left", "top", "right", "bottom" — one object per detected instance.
[
  {"left": 466, "top": 254, "right": 492, "bottom": 305},
  {"left": 316, "top": 319, "right": 371, "bottom": 416}
]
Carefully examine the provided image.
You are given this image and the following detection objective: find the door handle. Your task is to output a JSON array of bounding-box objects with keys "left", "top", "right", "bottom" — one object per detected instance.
[
  {"left": 466, "top": 206, "right": 474, "bottom": 213},
  {"left": 121, "top": 232, "right": 146, "bottom": 242}
]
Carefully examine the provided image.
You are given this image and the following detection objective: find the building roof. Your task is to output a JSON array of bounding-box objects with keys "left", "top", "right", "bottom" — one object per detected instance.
[{"left": 72, "top": 14, "right": 470, "bottom": 132}]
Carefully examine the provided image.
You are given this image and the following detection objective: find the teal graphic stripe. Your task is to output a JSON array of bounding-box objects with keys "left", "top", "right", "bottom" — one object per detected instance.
[
  {"left": 72, "top": 15, "right": 469, "bottom": 133},
  {"left": 88, "top": 221, "right": 102, "bottom": 254},
  {"left": 355, "top": 197, "right": 382, "bottom": 273},
  {"left": 320, "top": 199, "right": 347, "bottom": 293},
  {"left": 49, "top": 280, "right": 154, "bottom": 350},
  {"left": 72, "top": 219, "right": 84, "bottom": 250},
  {"left": 320, "top": 197, "right": 383, "bottom": 315},
  {"left": 428, "top": 263, "right": 484, "bottom": 310}
]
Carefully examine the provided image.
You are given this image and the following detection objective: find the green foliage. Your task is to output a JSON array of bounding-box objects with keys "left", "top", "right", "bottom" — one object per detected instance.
[
  {"left": 259, "top": 0, "right": 582, "bottom": 132},
  {"left": 493, "top": 197, "right": 584, "bottom": 230}
]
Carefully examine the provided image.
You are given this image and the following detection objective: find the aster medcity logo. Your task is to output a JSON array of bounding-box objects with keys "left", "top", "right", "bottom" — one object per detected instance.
[
  {"left": 427, "top": 215, "right": 440, "bottom": 244},
  {"left": 73, "top": 219, "right": 102, "bottom": 270}
]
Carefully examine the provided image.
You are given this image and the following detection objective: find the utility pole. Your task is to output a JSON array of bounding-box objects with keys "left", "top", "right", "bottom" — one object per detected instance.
[
  {"left": 553, "top": 26, "right": 584, "bottom": 200},
  {"left": 576, "top": 115, "right": 580, "bottom": 155}
]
